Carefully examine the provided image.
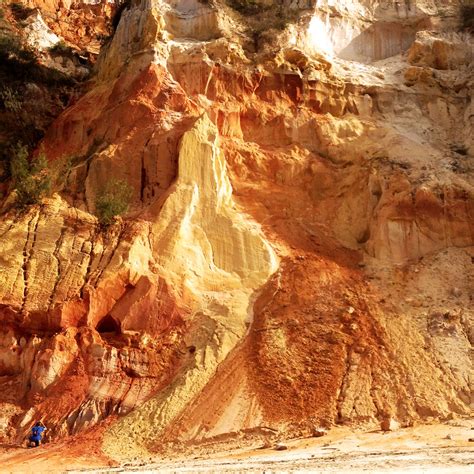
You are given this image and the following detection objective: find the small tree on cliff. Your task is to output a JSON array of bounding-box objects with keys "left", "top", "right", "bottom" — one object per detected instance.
[
  {"left": 95, "top": 179, "right": 133, "bottom": 226},
  {"left": 10, "top": 143, "right": 51, "bottom": 207}
]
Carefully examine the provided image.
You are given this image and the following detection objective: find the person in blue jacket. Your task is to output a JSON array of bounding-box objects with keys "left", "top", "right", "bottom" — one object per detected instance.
[{"left": 28, "top": 421, "right": 46, "bottom": 448}]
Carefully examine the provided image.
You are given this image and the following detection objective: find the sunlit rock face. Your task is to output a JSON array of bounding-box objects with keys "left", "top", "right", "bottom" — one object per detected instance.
[
  {"left": 164, "top": 0, "right": 222, "bottom": 40},
  {"left": 0, "top": 0, "right": 472, "bottom": 459},
  {"left": 103, "top": 114, "right": 278, "bottom": 456},
  {"left": 294, "top": 0, "right": 463, "bottom": 61}
]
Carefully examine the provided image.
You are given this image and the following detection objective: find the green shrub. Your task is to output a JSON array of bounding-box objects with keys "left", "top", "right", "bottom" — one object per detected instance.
[
  {"left": 48, "top": 40, "right": 72, "bottom": 55},
  {"left": 10, "top": 143, "right": 51, "bottom": 207},
  {"left": 48, "top": 154, "right": 74, "bottom": 191},
  {"left": 95, "top": 179, "right": 133, "bottom": 225},
  {"left": 0, "top": 86, "right": 21, "bottom": 112},
  {"left": 0, "top": 33, "right": 37, "bottom": 63}
]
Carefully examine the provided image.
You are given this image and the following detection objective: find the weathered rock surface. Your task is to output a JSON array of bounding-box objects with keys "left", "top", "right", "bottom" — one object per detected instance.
[
  {"left": 381, "top": 417, "right": 401, "bottom": 432},
  {"left": 408, "top": 30, "right": 473, "bottom": 70},
  {"left": 0, "top": 0, "right": 472, "bottom": 462},
  {"left": 26, "top": 0, "right": 115, "bottom": 55}
]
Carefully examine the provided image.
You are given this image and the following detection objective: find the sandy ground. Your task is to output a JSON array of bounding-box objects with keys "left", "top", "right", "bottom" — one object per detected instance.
[{"left": 0, "top": 421, "right": 472, "bottom": 473}]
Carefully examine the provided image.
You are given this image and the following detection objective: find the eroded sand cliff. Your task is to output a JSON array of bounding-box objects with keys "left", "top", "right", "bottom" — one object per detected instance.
[{"left": 0, "top": 0, "right": 472, "bottom": 462}]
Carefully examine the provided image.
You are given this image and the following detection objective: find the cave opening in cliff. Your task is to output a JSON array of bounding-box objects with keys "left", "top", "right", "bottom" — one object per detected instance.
[{"left": 96, "top": 315, "right": 121, "bottom": 334}]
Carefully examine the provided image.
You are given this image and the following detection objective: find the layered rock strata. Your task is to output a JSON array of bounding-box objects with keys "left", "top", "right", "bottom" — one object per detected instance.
[{"left": 0, "top": 0, "right": 472, "bottom": 460}]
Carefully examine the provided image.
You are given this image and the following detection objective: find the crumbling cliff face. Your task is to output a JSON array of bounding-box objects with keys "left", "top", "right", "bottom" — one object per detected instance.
[{"left": 0, "top": 0, "right": 472, "bottom": 460}]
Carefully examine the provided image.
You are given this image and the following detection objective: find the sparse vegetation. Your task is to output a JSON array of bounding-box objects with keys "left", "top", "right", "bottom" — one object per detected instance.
[
  {"left": 0, "top": 28, "right": 74, "bottom": 84},
  {"left": 48, "top": 40, "right": 73, "bottom": 56},
  {"left": 0, "top": 86, "right": 22, "bottom": 112},
  {"left": 0, "top": 32, "right": 37, "bottom": 64},
  {"left": 49, "top": 154, "right": 75, "bottom": 191},
  {"left": 227, "top": 0, "right": 268, "bottom": 15},
  {"left": 9, "top": 2, "right": 33, "bottom": 21},
  {"left": 0, "top": 0, "right": 95, "bottom": 207},
  {"left": 225, "top": 0, "right": 299, "bottom": 52},
  {"left": 0, "top": 9, "right": 77, "bottom": 85},
  {"left": 95, "top": 179, "right": 133, "bottom": 225},
  {"left": 9, "top": 143, "right": 51, "bottom": 207},
  {"left": 0, "top": 16, "right": 80, "bottom": 168}
]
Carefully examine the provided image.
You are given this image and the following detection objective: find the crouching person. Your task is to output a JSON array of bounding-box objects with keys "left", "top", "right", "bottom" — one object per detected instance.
[{"left": 28, "top": 421, "right": 46, "bottom": 448}]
